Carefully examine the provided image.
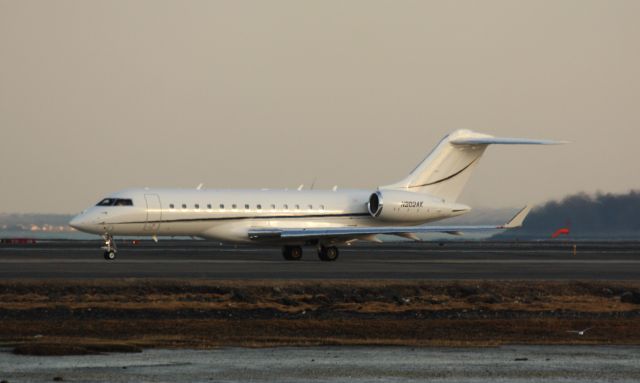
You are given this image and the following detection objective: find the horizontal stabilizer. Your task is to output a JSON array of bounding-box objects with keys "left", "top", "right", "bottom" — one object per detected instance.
[{"left": 450, "top": 136, "right": 567, "bottom": 145}]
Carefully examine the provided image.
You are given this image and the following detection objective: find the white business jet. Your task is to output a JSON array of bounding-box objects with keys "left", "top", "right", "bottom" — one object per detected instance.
[{"left": 70, "top": 129, "right": 561, "bottom": 261}]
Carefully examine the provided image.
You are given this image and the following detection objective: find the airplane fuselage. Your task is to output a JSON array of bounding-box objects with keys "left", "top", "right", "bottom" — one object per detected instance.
[{"left": 71, "top": 188, "right": 466, "bottom": 244}]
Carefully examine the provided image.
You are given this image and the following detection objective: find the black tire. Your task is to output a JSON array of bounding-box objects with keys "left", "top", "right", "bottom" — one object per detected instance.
[
  {"left": 104, "top": 250, "right": 116, "bottom": 260},
  {"left": 289, "top": 246, "right": 302, "bottom": 260},
  {"left": 282, "top": 246, "right": 292, "bottom": 260},
  {"left": 318, "top": 246, "right": 339, "bottom": 262},
  {"left": 282, "top": 246, "right": 303, "bottom": 261}
]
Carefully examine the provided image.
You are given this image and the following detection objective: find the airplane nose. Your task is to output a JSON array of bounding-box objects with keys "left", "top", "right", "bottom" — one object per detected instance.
[{"left": 69, "top": 214, "right": 90, "bottom": 231}]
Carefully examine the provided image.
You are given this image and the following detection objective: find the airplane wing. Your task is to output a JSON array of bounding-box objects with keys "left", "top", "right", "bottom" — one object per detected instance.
[{"left": 248, "top": 205, "right": 531, "bottom": 242}]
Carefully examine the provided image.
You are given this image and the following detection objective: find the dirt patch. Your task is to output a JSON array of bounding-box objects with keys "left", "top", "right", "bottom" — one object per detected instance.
[{"left": 1, "top": 280, "right": 639, "bottom": 355}]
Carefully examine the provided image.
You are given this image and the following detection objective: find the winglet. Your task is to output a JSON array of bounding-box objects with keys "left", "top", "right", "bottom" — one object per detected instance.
[{"left": 501, "top": 205, "right": 532, "bottom": 229}]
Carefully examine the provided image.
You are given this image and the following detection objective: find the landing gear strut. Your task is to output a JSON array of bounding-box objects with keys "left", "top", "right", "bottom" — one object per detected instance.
[
  {"left": 102, "top": 234, "right": 117, "bottom": 260},
  {"left": 318, "top": 246, "right": 339, "bottom": 262},
  {"left": 282, "top": 245, "right": 303, "bottom": 261}
]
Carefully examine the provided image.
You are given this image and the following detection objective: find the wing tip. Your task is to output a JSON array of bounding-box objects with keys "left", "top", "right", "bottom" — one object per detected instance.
[{"left": 501, "top": 205, "right": 532, "bottom": 229}]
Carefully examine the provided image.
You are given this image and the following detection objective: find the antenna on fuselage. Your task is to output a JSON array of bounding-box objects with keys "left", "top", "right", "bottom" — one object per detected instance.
[
  {"left": 297, "top": 184, "right": 304, "bottom": 191},
  {"left": 196, "top": 183, "right": 204, "bottom": 190},
  {"left": 332, "top": 185, "right": 338, "bottom": 191}
]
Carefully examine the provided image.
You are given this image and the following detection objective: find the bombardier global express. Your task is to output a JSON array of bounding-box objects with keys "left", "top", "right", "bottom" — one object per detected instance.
[{"left": 70, "top": 130, "right": 561, "bottom": 261}]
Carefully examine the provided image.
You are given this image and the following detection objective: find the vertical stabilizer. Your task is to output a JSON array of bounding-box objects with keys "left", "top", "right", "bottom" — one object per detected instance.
[{"left": 382, "top": 130, "right": 562, "bottom": 202}]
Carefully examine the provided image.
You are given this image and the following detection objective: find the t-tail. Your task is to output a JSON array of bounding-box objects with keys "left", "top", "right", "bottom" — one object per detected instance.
[{"left": 382, "top": 129, "right": 564, "bottom": 202}]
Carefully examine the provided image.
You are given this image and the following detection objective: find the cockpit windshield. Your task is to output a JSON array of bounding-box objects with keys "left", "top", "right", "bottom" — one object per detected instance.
[{"left": 96, "top": 198, "right": 133, "bottom": 207}]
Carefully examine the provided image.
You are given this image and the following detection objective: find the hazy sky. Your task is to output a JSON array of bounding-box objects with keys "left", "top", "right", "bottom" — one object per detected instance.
[{"left": 1, "top": 0, "right": 639, "bottom": 214}]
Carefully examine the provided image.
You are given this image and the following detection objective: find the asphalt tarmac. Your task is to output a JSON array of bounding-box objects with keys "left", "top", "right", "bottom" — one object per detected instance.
[
  {"left": 0, "top": 240, "right": 639, "bottom": 280},
  {"left": 3, "top": 345, "right": 640, "bottom": 383}
]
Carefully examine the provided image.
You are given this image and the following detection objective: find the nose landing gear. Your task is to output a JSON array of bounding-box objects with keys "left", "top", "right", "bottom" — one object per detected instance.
[{"left": 101, "top": 234, "right": 117, "bottom": 260}]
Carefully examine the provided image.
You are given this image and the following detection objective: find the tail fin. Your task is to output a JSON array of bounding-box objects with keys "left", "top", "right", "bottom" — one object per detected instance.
[{"left": 382, "top": 130, "right": 563, "bottom": 202}]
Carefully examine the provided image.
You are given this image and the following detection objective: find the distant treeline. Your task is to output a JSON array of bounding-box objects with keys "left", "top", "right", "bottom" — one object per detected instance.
[{"left": 495, "top": 191, "right": 640, "bottom": 240}]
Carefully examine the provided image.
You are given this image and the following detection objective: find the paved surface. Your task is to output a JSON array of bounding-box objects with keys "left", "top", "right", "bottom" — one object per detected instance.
[
  {"left": 0, "top": 240, "right": 639, "bottom": 279},
  {"left": 2, "top": 345, "right": 640, "bottom": 382}
]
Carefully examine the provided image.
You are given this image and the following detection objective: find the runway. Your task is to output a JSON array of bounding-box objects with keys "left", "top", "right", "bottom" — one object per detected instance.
[
  {"left": 0, "top": 240, "right": 639, "bottom": 279},
  {"left": 3, "top": 346, "right": 640, "bottom": 383}
]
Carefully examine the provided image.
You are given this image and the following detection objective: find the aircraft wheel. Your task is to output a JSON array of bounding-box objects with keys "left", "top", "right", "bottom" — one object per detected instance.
[
  {"left": 318, "top": 246, "right": 339, "bottom": 262},
  {"left": 282, "top": 246, "right": 303, "bottom": 261},
  {"left": 103, "top": 250, "right": 117, "bottom": 260}
]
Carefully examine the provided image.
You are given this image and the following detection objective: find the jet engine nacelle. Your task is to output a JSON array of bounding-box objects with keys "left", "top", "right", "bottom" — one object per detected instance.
[{"left": 367, "top": 189, "right": 470, "bottom": 223}]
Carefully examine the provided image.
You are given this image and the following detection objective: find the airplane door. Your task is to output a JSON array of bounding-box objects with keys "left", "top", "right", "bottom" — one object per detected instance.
[{"left": 144, "top": 194, "right": 162, "bottom": 232}]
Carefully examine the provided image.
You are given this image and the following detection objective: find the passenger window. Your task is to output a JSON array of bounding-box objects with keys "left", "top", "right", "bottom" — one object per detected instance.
[
  {"left": 207, "top": 204, "right": 212, "bottom": 209},
  {"left": 308, "top": 204, "right": 313, "bottom": 210},
  {"left": 195, "top": 204, "right": 200, "bottom": 209},
  {"left": 169, "top": 204, "right": 175, "bottom": 209},
  {"left": 295, "top": 204, "right": 300, "bottom": 210},
  {"left": 245, "top": 204, "right": 250, "bottom": 209},
  {"left": 283, "top": 204, "right": 288, "bottom": 210},
  {"left": 220, "top": 204, "right": 225, "bottom": 209},
  {"left": 320, "top": 205, "right": 325, "bottom": 210},
  {"left": 270, "top": 204, "right": 276, "bottom": 209},
  {"left": 182, "top": 204, "right": 187, "bottom": 209},
  {"left": 232, "top": 204, "right": 237, "bottom": 209},
  {"left": 257, "top": 204, "right": 262, "bottom": 209}
]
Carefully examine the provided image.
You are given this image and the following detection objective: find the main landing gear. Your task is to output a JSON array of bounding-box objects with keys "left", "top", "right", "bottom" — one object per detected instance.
[
  {"left": 282, "top": 245, "right": 303, "bottom": 261},
  {"left": 281, "top": 245, "right": 340, "bottom": 262},
  {"left": 102, "top": 234, "right": 117, "bottom": 260},
  {"left": 318, "top": 246, "right": 339, "bottom": 262}
]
